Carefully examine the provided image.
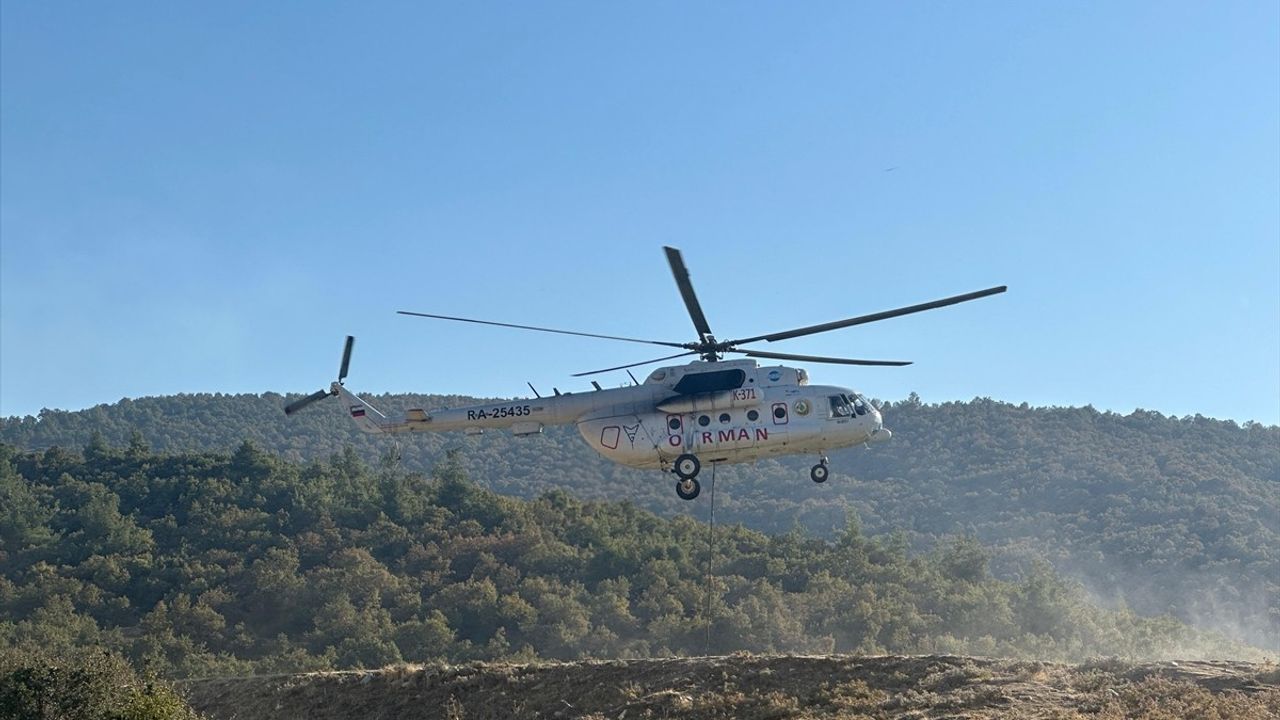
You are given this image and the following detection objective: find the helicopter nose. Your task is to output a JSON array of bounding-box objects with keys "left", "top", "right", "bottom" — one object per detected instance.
[{"left": 868, "top": 427, "right": 892, "bottom": 443}]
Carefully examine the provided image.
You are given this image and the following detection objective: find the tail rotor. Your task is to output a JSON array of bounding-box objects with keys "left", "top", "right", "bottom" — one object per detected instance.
[{"left": 284, "top": 336, "right": 355, "bottom": 415}]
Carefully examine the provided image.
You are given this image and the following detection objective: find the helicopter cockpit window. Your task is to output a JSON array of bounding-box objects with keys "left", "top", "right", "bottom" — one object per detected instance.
[
  {"left": 828, "top": 395, "right": 853, "bottom": 418},
  {"left": 852, "top": 395, "right": 869, "bottom": 416}
]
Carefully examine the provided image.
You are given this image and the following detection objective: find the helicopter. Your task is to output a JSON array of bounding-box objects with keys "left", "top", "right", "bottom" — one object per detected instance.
[{"left": 285, "top": 247, "right": 1005, "bottom": 500}]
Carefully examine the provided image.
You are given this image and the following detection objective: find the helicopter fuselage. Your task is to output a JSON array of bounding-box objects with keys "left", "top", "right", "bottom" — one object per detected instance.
[{"left": 337, "top": 358, "right": 890, "bottom": 471}]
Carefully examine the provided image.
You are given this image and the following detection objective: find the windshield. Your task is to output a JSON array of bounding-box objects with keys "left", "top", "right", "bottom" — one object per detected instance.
[
  {"left": 852, "top": 394, "right": 869, "bottom": 416},
  {"left": 835, "top": 393, "right": 871, "bottom": 417}
]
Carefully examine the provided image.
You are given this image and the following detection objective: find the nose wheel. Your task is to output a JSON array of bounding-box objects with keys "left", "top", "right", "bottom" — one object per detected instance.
[{"left": 810, "top": 457, "right": 829, "bottom": 484}]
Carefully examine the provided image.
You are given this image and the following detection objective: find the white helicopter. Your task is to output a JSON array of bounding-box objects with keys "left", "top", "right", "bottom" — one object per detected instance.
[{"left": 286, "top": 247, "right": 1005, "bottom": 500}]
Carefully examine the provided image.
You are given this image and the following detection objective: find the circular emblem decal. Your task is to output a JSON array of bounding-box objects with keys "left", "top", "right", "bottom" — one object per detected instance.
[
  {"left": 767, "top": 369, "right": 782, "bottom": 382},
  {"left": 794, "top": 400, "right": 811, "bottom": 415}
]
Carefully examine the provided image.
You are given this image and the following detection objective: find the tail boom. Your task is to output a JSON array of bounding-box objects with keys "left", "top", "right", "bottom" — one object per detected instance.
[{"left": 334, "top": 385, "right": 595, "bottom": 435}]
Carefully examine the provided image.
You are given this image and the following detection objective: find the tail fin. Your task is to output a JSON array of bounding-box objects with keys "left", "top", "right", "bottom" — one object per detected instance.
[{"left": 334, "top": 383, "right": 392, "bottom": 433}]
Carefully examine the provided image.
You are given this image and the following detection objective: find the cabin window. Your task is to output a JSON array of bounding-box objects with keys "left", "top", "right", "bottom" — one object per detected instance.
[
  {"left": 853, "top": 395, "right": 869, "bottom": 416},
  {"left": 668, "top": 417, "right": 681, "bottom": 431},
  {"left": 772, "top": 403, "right": 788, "bottom": 423},
  {"left": 747, "top": 409, "right": 759, "bottom": 422},
  {"left": 829, "top": 395, "right": 853, "bottom": 418},
  {"left": 718, "top": 413, "right": 731, "bottom": 424},
  {"left": 698, "top": 415, "right": 711, "bottom": 427}
]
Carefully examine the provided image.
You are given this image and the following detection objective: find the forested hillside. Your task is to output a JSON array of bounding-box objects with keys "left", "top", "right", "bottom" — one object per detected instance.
[
  {"left": 4, "top": 392, "right": 1277, "bottom": 651},
  {"left": 0, "top": 442, "right": 1260, "bottom": 679}
]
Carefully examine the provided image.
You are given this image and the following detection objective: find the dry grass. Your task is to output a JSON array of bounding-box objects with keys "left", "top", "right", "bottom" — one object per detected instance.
[{"left": 181, "top": 654, "right": 1280, "bottom": 720}]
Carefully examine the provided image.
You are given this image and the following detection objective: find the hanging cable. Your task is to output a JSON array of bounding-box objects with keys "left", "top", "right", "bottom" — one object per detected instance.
[{"left": 703, "top": 462, "right": 717, "bottom": 655}]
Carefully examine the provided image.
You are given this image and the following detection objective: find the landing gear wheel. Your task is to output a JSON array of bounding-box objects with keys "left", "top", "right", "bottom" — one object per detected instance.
[
  {"left": 676, "top": 477, "right": 701, "bottom": 500},
  {"left": 674, "top": 453, "right": 701, "bottom": 480},
  {"left": 810, "top": 463, "right": 829, "bottom": 484}
]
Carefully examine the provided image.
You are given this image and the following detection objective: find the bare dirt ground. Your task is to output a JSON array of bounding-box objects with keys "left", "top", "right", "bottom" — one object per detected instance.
[{"left": 181, "top": 654, "right": 1280, "bottom": 720}]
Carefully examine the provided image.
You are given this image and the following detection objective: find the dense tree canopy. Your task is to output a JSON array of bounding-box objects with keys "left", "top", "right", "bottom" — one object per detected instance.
[
  {"left": 3, "top": 392, "right": 1277, "bottom": 651},
  {"left": 0, "top": 441, "right": 1261, "bottom": 678}
]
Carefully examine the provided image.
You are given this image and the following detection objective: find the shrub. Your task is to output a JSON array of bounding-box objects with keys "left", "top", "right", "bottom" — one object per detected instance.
[{"left": 0, "top": 647, "right": 199, "bottom": 720}]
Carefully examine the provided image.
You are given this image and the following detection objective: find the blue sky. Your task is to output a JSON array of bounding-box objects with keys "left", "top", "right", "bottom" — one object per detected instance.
[{"left": 2, "top": 2, "right": 1277, "bottom": 424}]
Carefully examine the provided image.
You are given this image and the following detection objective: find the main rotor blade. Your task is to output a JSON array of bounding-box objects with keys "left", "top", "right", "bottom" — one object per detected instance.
[
  {"left": 338, "top": 336, "right": 354, "bottom": 382},
  {"left": 730, "top": 348, "right": 912, "bottom": 367},
  {"left": 571, "top": 351, "right": 699, "bottom": 377},
  {"left": 284, "top": 389, "right": 333, "bottom": 416},
  {"left": 397, "top": 311, "right": 687, "bottom": 349},
  {"left": 729, "top": 286, "right": 1007, "bottom": 345},
  {"left": 663, "top": 246, "right": 714, "bottom": 343}
]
